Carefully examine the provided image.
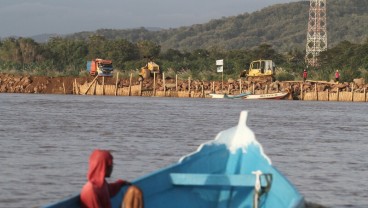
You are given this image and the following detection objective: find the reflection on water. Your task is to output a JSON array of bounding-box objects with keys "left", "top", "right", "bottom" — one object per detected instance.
[{"left": 0, "top": 94, "right": 367, "bottom": 208}]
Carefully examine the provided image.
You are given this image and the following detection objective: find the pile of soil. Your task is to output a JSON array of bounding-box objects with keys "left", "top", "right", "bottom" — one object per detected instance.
[{"left": 0, "top": 74, "right": 129, "bottom": 94}]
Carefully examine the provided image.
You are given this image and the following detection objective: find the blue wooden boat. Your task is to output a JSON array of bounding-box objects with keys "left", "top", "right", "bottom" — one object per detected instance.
[{"left": 43, "top": 111, "right": 305, "bottom": 208}]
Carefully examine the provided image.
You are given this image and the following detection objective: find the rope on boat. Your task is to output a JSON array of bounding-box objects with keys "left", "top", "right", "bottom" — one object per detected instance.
[{"left": 252, "top": 171, "right": 273, "bottom": 208}]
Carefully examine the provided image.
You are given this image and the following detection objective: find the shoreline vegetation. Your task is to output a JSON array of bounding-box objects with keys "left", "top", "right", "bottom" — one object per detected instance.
[{"left": 1, "top": 73, "right": 367, "bottom": 102}]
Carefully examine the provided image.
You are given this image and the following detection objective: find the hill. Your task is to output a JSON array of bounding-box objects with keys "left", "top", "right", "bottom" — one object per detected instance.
[
  {"left": 30, "top": 33, "right": 63, "bottom": 43},
  {"left": 66, "top": 0, "right": 368, "bottom": 52}
]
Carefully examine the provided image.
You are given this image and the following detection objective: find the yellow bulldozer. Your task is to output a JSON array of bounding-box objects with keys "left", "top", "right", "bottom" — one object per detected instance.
[
  {"left": 139, "top": 57, "right": 160, "bottom": 80},
  {"left": 240, "top": 59, "right": 275, "bottom": 83}
]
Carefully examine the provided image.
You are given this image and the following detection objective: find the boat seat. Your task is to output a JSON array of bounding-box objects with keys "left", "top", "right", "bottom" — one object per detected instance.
[{"left": 170, "top": 173, "right": 272, "bottom": 187}]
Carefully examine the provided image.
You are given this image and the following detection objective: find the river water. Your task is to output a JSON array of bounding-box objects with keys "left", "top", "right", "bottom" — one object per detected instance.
[{"left": 0, "top": 94, "right": 367, "bottom": 208}]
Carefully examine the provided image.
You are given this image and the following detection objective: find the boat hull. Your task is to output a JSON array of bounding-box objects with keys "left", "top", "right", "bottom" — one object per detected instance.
[
  {"left": 244, "top": 92, "right": 288, "bottom": 100},
  {"left": 110, "top": 146, "right": 304, "bottom": 208}
]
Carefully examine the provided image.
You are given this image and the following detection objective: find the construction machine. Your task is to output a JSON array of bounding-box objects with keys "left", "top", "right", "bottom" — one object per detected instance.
[
  {"left": 87, "top": 59, "right": 113, "bottom": 76},
  {"left": 240, "top": 59, "right": 275, "bottom": 82},
  {"left": 139, "top": 57, "right": 160, "bottom": 80}
]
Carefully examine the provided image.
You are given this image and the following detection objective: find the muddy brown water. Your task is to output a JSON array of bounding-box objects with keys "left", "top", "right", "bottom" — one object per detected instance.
[{"left": 0, "top": 94, "right": 367, "bottom": 208}]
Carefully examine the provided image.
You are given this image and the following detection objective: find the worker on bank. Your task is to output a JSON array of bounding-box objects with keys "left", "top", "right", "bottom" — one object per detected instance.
[
  {"left": 80, "top": 149, "right": 144, "bottom": 208},
  {"left": 303, "top": 69, "right": 308, "bottom": 82},
  {"left": 335, "top": 70, "right": 340, "bottom": 83}
]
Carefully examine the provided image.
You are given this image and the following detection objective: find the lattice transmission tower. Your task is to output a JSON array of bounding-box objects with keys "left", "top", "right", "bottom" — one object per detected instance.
[{"left": 305, "top": 0, "right": 327, "bottom": 67}]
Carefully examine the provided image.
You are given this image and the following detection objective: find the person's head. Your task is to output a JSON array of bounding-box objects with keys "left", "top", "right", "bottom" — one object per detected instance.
[
  {"left": 336, "top": 70, "right": 339, "bottom": 72},
  {"left": 304, "top": 69, "right": 306, "bottom": 72},
  {"left": 87, "top": 149, "right": 114, "bottom": 187}
]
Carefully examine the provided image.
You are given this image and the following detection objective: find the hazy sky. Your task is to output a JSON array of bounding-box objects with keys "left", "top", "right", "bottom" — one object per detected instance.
[{"left": 0, "top": 0, "right": 300, "bottom": 38}]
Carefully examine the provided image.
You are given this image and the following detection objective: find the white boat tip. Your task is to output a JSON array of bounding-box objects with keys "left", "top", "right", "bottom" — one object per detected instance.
[
  {"left": 238, "top": 111, "right": 248, "bottom": 127},
  {"left": 232, "top": 111, "right": 272, "bottom": 165},
  {"left": 179, "top": 111, "right": 272, "bottom": 165}
]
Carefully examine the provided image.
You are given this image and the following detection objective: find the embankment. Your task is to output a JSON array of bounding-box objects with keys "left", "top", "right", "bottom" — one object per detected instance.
[{"left": 0, "top": 73, "right": 367, "bottom": 102}]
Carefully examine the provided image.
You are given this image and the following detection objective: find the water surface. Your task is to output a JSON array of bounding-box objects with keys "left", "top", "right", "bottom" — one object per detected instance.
[{"left": 0, "top": 94, "right": 367, "bottom": 208}]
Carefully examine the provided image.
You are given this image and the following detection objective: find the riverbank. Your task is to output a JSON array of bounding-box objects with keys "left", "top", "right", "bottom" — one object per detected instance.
[{"left": 0, "top": 73, "right": 367, "bottom": 102}]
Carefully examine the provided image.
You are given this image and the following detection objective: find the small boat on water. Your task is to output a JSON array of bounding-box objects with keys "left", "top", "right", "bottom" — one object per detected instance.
[
  {"left": 209, "top": 92, "right": 251, "bottom": 99},
  {"left": 43, "top": 111, "right": 304, "bottom": 208},
  {"left": 244, "top": 92, "right": 288, "bottom": 100}
]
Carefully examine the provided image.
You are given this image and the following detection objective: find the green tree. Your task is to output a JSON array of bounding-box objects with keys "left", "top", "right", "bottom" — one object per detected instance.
[
  {"left": 136, "top": 40, "right": 161, "bottom": 59},
  {"left": 0, "top": 38, "right": 21, "bottom": 63},
  {"left": 106, "top": 39, "right": 139, "bottom": 70},
  {"left": 86, "top": 35, "right": 108, "bottom": 59}
]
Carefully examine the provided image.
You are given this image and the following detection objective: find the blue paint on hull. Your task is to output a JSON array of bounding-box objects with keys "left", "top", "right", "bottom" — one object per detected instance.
[{"left": 224, "top": 92, "right": 252, "bottom": 99}]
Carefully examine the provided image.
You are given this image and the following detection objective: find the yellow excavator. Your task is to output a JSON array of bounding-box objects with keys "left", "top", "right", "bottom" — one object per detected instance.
[
  {"left": 139, "top": 57, "right": 160, "bottom": 80},
  {"left": 240, "top": 59, "right": 275, "bottom": 82}
]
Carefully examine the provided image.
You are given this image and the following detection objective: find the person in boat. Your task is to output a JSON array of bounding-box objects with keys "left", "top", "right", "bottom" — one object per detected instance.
[{"left": 80, "top": 149, "right": 144, "bottom": 208}]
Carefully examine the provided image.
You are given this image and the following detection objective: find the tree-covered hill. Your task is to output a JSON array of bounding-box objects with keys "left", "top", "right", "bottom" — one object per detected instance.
[
  {"left": 67, "top": 0, "right": 368, "bottom": 52},
  {"left": 1, "top": 0, "right": 368, "bottom": 83}
]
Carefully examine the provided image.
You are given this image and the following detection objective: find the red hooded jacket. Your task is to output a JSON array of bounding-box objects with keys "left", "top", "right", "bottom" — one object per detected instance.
[
  {"left": 80, "top": 150, "right": 125, "bottom": 208},
  {"left": 303, "top": 70, "right": 308, "bottom": 79}
]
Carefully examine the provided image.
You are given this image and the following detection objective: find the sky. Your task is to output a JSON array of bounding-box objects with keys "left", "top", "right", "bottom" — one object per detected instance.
[{"left": 0, "top": 0, "right": 300, "bottom": 38}]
